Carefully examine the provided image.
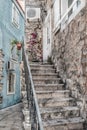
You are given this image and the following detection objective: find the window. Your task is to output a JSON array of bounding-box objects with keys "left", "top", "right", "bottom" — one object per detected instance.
[
  {"left": 68, "top": 0, "right": 73, "bottom": 17},
  {"left": 77, "top": 0, "right": 81, "bottom": 7},
  {"left": 53, "top": 0, "right": 85, "bottom": 32},
  {"left": 61, "top": 0, "right": 68, "bottom": 16},
  {"left": 61, "top": 0, "right": 68, "bottom": 25},
  {"left": 7, "top": 72, "right": 16, "bottom": 94},
  {"left": 7, "top": 60, "right": 16, "bottom": 94},
  {"left": 53, "top": 0, "right": 60, "bottom": 28},
  {"left": 68, "top": 0, "right": 81, "bottom": 17},
  {"left": 12, "top": 3, "right": 19, "bottom": 28}
]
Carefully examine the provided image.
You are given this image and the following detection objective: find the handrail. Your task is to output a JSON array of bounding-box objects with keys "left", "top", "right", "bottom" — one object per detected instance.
[{"left": 23, "top": 46, "right": 43, "bottom": 130}]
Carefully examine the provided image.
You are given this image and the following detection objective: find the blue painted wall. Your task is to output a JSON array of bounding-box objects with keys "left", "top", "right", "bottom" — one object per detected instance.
[{"left": 0, "top": 0, "right": 24, "bottom": 109}]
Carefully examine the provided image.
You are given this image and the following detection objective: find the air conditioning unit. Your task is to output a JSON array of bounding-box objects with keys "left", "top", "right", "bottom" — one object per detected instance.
[{"left": 26, "top": 7, "right": 40, "bottom": 21}]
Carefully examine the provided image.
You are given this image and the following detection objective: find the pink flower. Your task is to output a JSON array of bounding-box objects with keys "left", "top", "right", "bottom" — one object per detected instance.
[{"left": 30, "top": 32, "right": 37, "bottom": 39}]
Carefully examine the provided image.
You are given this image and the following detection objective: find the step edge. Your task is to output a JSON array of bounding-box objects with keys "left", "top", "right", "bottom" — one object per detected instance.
[
  {"left": 40, "top": 106, "right": 80, "bottom": 113},
  {"left": 38, "top": 97, "right": 74, "bottom": 102},
  {"left": 34, "top": 84, "right": 64, "bottom": 86},
  {"left": 43, "top": 117, "right": 84, "bottom": 127},
  {"left": 36, "top": 90, "right": 70, "bottom": 94}
]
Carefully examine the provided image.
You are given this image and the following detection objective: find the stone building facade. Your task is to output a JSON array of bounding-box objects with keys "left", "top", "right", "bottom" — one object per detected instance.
[
  {"left": 24, "top": 0, "right": 87, "bottom": 128},
  {"left": 26, "top": 20, "right": 43, "bottom": 61},
  {"left": 25, "top": 0, "right": 87, "bottom": 120},
  {"left": 25, "top": 0, "right": 43, "bottom": 62},
  {"left": 43, "top": 0, "right": 87, "bottom": 119}
]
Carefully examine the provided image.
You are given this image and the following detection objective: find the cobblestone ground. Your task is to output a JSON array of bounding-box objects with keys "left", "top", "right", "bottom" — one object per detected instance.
[{"left": 0, "top": 103, "right": 24, "bottom": 130}]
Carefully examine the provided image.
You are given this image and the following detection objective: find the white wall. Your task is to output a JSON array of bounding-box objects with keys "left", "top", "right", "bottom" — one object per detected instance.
[
  {"left": 61, "top": 0, "right": 68, "bottom": 16},
  {"left": 43, "top": 10, "right": 52, "bottom": 62},
  {"left": 54, "top": 0, "right": 60, "bottom": 26}
]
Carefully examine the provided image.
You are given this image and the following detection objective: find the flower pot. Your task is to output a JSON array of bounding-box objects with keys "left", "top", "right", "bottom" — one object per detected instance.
[{"left": 17, "top": 43, "right": 22, "bottom": 50}]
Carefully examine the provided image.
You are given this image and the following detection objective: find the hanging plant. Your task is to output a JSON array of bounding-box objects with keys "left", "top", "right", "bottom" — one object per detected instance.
[{"left": 11, "top": 39, "right": 22, "bottom": 51}]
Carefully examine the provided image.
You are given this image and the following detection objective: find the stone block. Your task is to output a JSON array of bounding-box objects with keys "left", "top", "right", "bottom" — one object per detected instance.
[{"left": 23, "top": 122, "right": 31, "bottom": 130}]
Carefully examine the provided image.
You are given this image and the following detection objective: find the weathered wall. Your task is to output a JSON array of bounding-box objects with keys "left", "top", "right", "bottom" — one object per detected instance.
[
  {"left": 0, "top": 50, "right": 4, "bottom": 105},
  {"left": 26, "top": 20, "right": 43, "bottom": 62},
  {"left": 52, "top": 3, "right": 87, "bottom": 118},
  {"left": 0, "top": 0, "right": 24, "bottom": 109},
  {"left": 25, "top": 0, "right": 48, "bottom": 62}
]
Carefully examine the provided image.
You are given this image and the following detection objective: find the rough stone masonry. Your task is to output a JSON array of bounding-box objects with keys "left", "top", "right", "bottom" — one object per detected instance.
[{"left": 52, "top": 1, "right": 87, "bottom": 119}]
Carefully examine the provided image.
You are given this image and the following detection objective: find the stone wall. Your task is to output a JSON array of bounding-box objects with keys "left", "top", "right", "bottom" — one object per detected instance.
[
  {"left": 52, "top": 3, "right": 87, "bottom": 118},
  {"left": 26, "top": 20, "right": 43, "bottom": 62},
  {"left": 25, "top": 0, "right": 49, "bottom": 62}
]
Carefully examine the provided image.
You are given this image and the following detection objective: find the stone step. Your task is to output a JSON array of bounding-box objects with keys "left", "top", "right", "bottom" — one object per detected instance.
[
  {"left": 30, "top": 62, "right": 85, "bottom": 130},
  {"left": 33, "top": 78, "right": 61, "bottom": 84},
  {"left": 30, "top": 63, "right": 54, "bottom": 68},
  {"left": 43, "top": 117, "right": 84, "bottom": 130},
  {"left": 38, "top": 97, "right": 75, "bottom": 108},
  {"left": 31, "top": 68, "right": 56, "bottom": 73},
  {"left": 34, "top": 84, "right": 64, "bottom": 91},
  {"left": 36, "top": 90, "right": 70, "bottom": 99},
  {"left": 40, "top": 106, "right": 80, "bottom": 120},
  {"left": 32, "top": 73, "right": 58, "bottom": 78}
]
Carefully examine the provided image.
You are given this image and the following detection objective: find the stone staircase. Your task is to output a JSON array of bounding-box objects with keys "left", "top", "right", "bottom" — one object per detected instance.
[
  {"left": 0, "top": 49, "right": 4, "bottom": 105},
  {"left": 30, "top": 62, "right": 85, "bottom": 130}
]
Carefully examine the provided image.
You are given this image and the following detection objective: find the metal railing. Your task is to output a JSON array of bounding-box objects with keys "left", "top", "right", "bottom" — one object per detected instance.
[{"left": 23, "top": 46, "right": 43, "bottom": 130}]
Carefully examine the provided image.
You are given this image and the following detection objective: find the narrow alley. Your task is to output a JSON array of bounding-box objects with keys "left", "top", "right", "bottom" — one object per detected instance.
[
  {"left": 0, "top": 104, "right": 24, "bottom": 130},
  {"left": 0, "top": 0, "right": 87, "bottom": 130}
]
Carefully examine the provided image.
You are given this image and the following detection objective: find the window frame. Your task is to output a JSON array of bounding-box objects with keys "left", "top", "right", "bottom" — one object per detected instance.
[
  {"left": 7, "top": 72, "right": 16, "bottom": 95},
  {"left": 12, "top": 3, "right": 20, "bottom": 28},
  {"left": 67, "top": 0, "right": 85, "bottom": 25},
  {"left": 53, "top": 0, "right": 61, "bottom": 29},
  {"left": 53, "top": 0, "right": 86, "bottom": 32},
  {"left": 7, "top": 60, "right": 17, "bottom": 95}
]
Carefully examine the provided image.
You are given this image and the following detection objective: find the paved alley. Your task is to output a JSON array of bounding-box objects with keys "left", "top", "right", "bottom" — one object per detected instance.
[{"left": 0, "top": 103, "right": 24, "bottom": 130}]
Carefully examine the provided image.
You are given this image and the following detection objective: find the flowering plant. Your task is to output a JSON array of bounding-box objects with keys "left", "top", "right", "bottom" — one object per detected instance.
[
  {"left": 11, "top": 39, "right": 22, "bottom": 51},
  {"left": 30, "top": 32, "right": 37, "bottom": 39}
]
